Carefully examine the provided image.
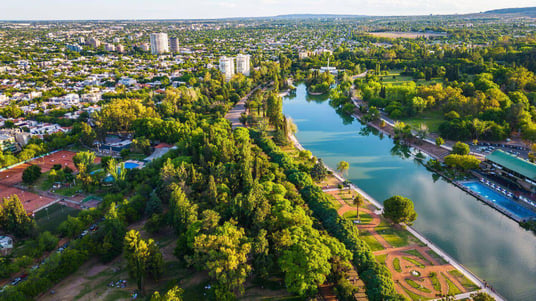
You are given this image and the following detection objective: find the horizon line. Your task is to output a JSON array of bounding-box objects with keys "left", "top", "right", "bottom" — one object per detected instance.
[{"left": 0, "top": 7, "right": 533, "bottom": 23}]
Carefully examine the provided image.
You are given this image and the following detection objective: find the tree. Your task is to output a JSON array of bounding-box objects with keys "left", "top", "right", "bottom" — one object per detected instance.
[
  {"left": 393, "top": 121, "right": 412, "bottom": 140},
  {"left": 95, "top": 204, "right": 126, "bottom": 262},
  {"left": 451, "top": 141, "right": 470, "bottom": 155},
  {"left": 124, "top": 230, "right": 149, "bottom": 292},
  {"left": 444, "top": 154, "right": 481, "bottom": 171},
  {"left": 124, "top": 230, "right": 163, "bottom": 293},
  {"left": 151, "top": 286, "right": 184, "bottom": 301},
  {"left": 311, "top": 159, "right": 328, "bottom": 181},
  {"left": 266, "top": 93, "right": 283, "bottom": 127},
  {"left": 383, "top": 195, "right": 417, "bottom": 225},
  {"left": 72, "top": 151, "right": 96, "bottom": 170},
  {"left": 107, "top": 158, "right": 127, "bottom": 183},
  {"left": 58, "top": 215, "right": 85, "bottom": 238},
  {"left": 132, "top": 137, "right": 152, "bottom": 155},
  {"left": 22, "top": 165, "right": 41, "bottom": 185},
  {"left": 435, "top": 137, "right": 444, "bottom": 146},
  {"left": 336, "top": 161, "right": 349, "bottom": 176},
  {"left": 353, "top": 194, "right": 365, "bottom": 222},
  {"left": 415, "top": 123, "right": 429, "bottom": 140},
  {"left": 79, "top": 122, "right": 96, "bottom": 146},
  {"left": 169, "top": 184, "right": 198, "bottom": 234},
  {"left": 190, "top": 222, "right": 251, "bottom": 299},
  {"left": 0, "top": 195, "right": 35, "bottom": 237},
  {"left": 471, "top": 292, "right": 495, "bottom": 301}
]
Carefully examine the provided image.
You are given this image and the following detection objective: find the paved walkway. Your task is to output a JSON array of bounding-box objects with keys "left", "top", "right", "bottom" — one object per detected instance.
[
  {"left": 320, "top": 184, "right": 503, "bottom": 301},
  {"left": 225, "top": 85, "right": 263, "bottom": 129}
]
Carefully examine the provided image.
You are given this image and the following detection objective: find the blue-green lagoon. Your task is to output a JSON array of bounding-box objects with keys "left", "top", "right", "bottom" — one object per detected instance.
[{"left": 283, "top": 84, "right": 536, "bottom": 301}]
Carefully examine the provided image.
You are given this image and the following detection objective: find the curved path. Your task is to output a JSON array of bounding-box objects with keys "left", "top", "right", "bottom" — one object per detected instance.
[{"left": 324, "top": 187, "right": 480, "bottom": 300}]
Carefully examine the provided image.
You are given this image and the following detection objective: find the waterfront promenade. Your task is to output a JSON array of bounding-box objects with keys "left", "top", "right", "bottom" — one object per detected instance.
[{"left": 288, "top": 133, "right": 505, "bottom": 301}]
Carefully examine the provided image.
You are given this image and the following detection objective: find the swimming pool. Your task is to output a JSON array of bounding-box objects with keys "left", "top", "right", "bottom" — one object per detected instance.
[
  {"left": 461, "top": 181, "right": 536, "bottom": 220},
  {"left": 124, "top": 162, "right": 141, "bottom": 169}
]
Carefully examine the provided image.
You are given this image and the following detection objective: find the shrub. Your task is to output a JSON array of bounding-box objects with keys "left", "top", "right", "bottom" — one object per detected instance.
[{"left": 451, "top": 141, "right": 470, "bottom": 155}]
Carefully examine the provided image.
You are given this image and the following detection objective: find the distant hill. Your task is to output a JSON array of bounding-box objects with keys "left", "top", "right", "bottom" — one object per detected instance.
[
  {"left": 273, "top": 14, "right": 366, "bottom": 19},
  {"left": 484, "top": 7, "right": 536, "bottom": 17}
]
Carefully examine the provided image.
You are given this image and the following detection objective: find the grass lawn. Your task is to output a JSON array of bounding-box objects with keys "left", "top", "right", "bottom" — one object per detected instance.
[
  {"left": 448, "top": 270, "right": 479, "bottom": 291},
  {"left": 429, "top": 272, "right": 441, "bottom": 291},
  {"left": 359, "top": 231, "right": 385, "bottom": 251},
  {"left": 55, "top": 183, "right": 84, "bottom": 196},
  {"left": 337, "top": 190, "right": 355, "bottom": 205},
  {"left": 403, "top": 249, "right": 433, "bottom": 266},
  {"left": 37, "top": 172, "right": 55, "bottom": 191},
  {"left": 443, "top": 273, "right": 462, "bottom": 296},
  {"left": 342, "top": 211, "right": 372, "bottom": 224},
  {"left": 376, "top": 254, "right": 387, "bottom": 265},
  {"left": 399, "top": 111, "right": 444, "bottom": 133},
  {"left": 405, "top": 278, "right": 432, "bottom": 293},
  {"left": 402, "top": 256, "right": 426, "bottom": 269},
  {"left": 102, "top": 290, "right": 131, "bottom": 301},
  {"left": 126, "top": 153, "right": 148, "bottom": 161},
  {"left": 426, "top": 249, "right": 447, "bottom": 265},
  {"left": 375, "top": 220, "right": 424, "bottom": 248},
  {"left": 379, "top": 70, "right": 442, "bottom": 87},
  {"left": 35, "top": 203, "right": 79, "bottom": 233},
  {"left": 401, "top": 286, "right": 430, "bottom": 301},
  {"left": 326, "top": 194, "right": 342, "bottom": 210},
  {"left": 393, "top": 257, "right": 401, "bottom": 272}
]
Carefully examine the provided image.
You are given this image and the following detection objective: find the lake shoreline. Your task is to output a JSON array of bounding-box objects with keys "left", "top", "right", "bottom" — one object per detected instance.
[{"left": 287, "top": 131, "right": 505, "bottom": 301}]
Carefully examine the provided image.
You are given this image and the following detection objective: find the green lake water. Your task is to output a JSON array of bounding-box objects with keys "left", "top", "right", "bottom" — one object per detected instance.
[{"left": 283, "top": 83, "right": 536, "bottom": 301}]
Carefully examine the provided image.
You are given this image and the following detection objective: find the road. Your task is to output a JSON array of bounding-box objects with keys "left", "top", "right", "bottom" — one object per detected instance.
[{"left": 225, "top": 85, "right": 262, "bottom": 129}]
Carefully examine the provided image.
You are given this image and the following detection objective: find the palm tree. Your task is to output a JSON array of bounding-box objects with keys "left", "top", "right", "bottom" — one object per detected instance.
[
  {"left": 353, "top": 194, "right": 365, "bottom": 222},
  {"left": 415, "top": 123, "right": 429, "bottom": 140},
  {"left": 337, "top": 161, "right": 349, "bottom": 176}
]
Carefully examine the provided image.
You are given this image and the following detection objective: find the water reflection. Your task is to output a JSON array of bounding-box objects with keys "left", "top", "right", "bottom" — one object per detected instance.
[{"left": 283, "top": 83, "right": 536, "bottom": 301}]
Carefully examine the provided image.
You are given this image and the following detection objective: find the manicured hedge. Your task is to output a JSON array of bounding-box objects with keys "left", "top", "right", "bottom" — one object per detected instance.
[{"left": 251, "top": 130, "right": 402, "bottom": 301}]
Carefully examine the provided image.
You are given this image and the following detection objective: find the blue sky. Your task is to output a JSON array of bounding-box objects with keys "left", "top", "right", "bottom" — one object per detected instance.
[{"left": 1, "top": 0, "right": 535, "bottom": 20}]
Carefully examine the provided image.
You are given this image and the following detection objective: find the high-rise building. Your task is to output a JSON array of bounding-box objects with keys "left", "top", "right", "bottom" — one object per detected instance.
[
  {"left": 150, "top": 33, "right": 169, "bottom": 55},
  {"left": 66, "top": 44, "right": 83, "bottom": 52},
  {"left": 104, "top": 43, "right": 116, "bottom": 52},
  {"left": 169, "top": 37, "right": 180, "bottom": 53},
  {"left": 88, "top": 37, "right": 101, "bottom": 48},
  {"left": 236, "top": 54, "right": 251, "bottom": 76},
  {"left": 219, "top": 56, "right": 235, "bottom": 80},
  {"left": 117, "top": 44, "right": 125, "bottom": 53}
]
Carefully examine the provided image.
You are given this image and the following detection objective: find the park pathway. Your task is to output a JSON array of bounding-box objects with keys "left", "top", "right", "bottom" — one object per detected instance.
[{"left": 225, "top": 85, "right": 263, "bottom": 129}]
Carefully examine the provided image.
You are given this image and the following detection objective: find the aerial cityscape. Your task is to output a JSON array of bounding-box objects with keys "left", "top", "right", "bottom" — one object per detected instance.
[{"left": 0, "top": 1, "right": 535, "bottom": 301}]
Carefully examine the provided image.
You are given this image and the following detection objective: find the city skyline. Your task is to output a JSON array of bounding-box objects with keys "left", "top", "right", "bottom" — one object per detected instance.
[{"left": 1, "top": 0, "right": 535, "bottom": 20}]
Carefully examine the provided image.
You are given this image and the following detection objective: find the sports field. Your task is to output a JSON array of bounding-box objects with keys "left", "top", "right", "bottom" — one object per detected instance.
[{"left": 0, "top": 151, "right": 99, "bottom": 213}]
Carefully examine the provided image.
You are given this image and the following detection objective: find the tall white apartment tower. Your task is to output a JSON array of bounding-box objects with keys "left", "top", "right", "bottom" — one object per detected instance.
[
  {"left": 169, "top": 37, "right": 180, "bottom": 53},
  {"left": 150, "top": 33, "right": 169, "bottom": 55},
  {"left": 219, "top": 56, "right": 235, "bottom": 80},
  {"left": 236, "top": 54, "right": 251, "bottom": 76}
]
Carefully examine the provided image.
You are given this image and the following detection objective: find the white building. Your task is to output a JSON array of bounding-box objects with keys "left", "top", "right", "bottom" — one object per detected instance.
[
  {"left": 150, "top": 33, "right": 169, "bottom": 55},
  {"left": 219, "top": 56, "right": 235, "bottom": 80},
  {"left": 119, "top": 77, "right": 137, "bottom": 86},
  {"left": 88, "top": 37, "right": 101, "bottom": 48},
  {"left": 169, "top": 37, "right": 180, "bottom": 53},
  {"left": 0, "top": 236, "right": 13, "bottom": 255},
  {"left": 105, "top": 43, "right": 116, "bottom": 52},
  {"left": 236, "top": 54, "right": 251, "bottom": 76}
]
